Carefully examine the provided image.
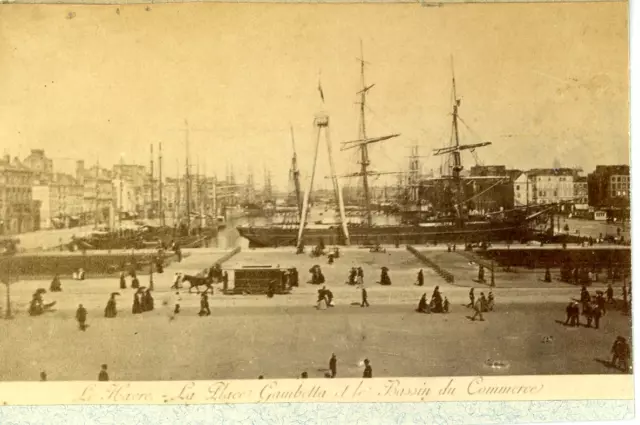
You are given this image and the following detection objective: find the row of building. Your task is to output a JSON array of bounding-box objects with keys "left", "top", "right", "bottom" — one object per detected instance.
[
  {"left": 0, "top": 149, "right": 242, "bottom": 235},
  {"left": 0, "top": 149, "right": 631, "bottom": 235},
  {"left": 414, "top": 164, "right": 629, "bottom": 215}
]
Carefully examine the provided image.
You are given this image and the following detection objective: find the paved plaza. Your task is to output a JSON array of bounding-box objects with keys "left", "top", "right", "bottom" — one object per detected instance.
[{"left": 0, "top": 246, "right": 631, "bottom": 381}]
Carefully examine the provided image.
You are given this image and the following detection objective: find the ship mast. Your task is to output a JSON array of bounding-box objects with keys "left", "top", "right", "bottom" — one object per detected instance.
[
  {"left": 289, "top": 125, "right": 303, "bottom": 216},
  {"left": 433, "top": 59, "right": 492, "bottom": 228},
  {"left": 358, "top": 42, "right": 373, "bottom": 226},
  {"left": 184, "top": 119, "right": 191, "bottom": 231},
  {"left": 341, "top": 41, "right": 400, "bottom": 227}
]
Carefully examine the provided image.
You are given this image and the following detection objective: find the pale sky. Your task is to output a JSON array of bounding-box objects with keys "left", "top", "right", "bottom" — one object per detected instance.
[{"left": 0, "top": 3, "right": 629, "bottom": 191}]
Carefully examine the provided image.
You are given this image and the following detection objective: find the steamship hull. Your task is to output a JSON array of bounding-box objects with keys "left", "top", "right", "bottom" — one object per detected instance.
[{"left": 236, "top": 221, "right": 534, "bottom": 248}]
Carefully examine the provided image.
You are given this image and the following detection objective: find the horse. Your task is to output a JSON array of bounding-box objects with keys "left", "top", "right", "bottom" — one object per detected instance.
[{"left": 182, "top": 274, "right": 214, "bottom": 294}]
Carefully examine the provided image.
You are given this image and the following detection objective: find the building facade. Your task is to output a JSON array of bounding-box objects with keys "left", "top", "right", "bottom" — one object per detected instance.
[
  {"left": 0, "top": 156, "right": 37, "bottom": 235},
  {"left": 78, "top": 163, "right": 115, "bottom": 225},
  {"left": 513, "top": 168, "right": 579, "bottom": 206},
  {"left": 22, "top": 149, "right": 53, "bottom": 183},
  {"left": 587, "top": 165, "right": 630, "bottom": 208},
  {"left": 32, "top": 173, "right": 84, "bottom": 229},
  {"left": 573, "top": 176, "right": 589, "bottom": 205}
]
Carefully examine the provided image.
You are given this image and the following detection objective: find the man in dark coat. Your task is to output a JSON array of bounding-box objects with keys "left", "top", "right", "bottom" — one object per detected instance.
[
  {"left": 76, "top": 304, "right": 87, "bottom": 331},
  {"left": 98, "top": 364, "right": 109, "bottom": 381},
  {"left": 363, "top": 359, "right": 372, "bottom": 378},
  {"left": 416, "top": 269, "right": 424, "bottom": 286},
  {"left": 467, "top": 288, "right": 475, "bottom": 308},
  {"left": 606, "top": 284, "right": 614, "bottom": 303},
  {"left": 329, "top": 353, "right": 337, "bottom": 378},
  {"left": 592, "top": 305, "right": 602, "bottom": 329},
  {"left": 361, "top": 287, "right": 370, "bottom": 307},
  {"left": 199, "top": 293, "right": 211, "bottom": 316}
]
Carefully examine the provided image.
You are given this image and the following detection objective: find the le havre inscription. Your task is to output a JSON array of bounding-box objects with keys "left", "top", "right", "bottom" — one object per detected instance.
[{"left": 74, "top": 378, "right": 545, "bottom": 404}]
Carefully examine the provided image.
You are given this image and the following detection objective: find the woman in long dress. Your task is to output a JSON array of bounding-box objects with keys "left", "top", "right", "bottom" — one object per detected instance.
[{"left": 105, "top": 293, "right": 117, "bottom": 318}]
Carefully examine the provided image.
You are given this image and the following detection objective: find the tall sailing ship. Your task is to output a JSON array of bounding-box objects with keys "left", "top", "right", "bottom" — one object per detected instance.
[{"left": 237, "top": 51, "right": 551, "bottom": 248}]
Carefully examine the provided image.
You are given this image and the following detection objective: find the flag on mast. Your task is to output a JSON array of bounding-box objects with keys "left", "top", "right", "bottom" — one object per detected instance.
[{"left": 318, "top": 77, "right": 325, "bottom": 103}]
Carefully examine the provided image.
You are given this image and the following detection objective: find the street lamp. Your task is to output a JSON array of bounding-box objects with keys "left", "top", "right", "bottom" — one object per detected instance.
[{"left": 1, "top": 248, "right": 17, "bottom": 319}]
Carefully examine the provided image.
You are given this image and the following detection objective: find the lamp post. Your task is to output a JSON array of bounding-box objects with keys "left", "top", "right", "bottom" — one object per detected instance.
[
  {"left": 149, "top": 261, "right": 154, "bottom": 291},
  {"left": 2, "top": 250, "right": 16, "bottom": 319}
]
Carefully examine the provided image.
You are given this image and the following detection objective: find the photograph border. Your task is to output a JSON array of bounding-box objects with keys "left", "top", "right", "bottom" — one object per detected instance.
[{"left": 0, "top": 0, "right": 635, "bottom": 423}]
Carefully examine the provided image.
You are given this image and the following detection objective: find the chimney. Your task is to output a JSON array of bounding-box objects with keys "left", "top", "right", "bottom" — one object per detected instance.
[{"left": 76, "top": 160, "right": 85, "bottom": 184}]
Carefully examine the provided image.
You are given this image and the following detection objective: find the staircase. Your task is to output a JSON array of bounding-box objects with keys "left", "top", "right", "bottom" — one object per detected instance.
[{"left": 406, "top": 245, "right": 455, "bottom": 284}]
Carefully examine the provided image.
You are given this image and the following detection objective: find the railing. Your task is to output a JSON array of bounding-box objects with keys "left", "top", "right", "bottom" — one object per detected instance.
[{"left": 406, "top": 245, "right": 455, "bottom": 284}]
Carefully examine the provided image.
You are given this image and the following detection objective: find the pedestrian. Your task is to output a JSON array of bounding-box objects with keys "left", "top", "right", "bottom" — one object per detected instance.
[
  {"left": 596, "top": 292, "right": 606, "bottom": 315},
  {"left": 75, "top": 304, "right": 87, "bottom": 331},
  {"left": 564, "top": 301, "right": 573, "bottom": 325},
  {"left": 301, "top": 372, "right": 308, "bottom": 379},
  {"left": 592, "top": 305, "right": 602, "bottom": 329},
  {"left": 606, "top": 284, "right": 614, "bottom": 303},
  {"left": 584, "top": 302, "right": 593, "bottom": 328},
  {"left": 131, "top": 273, "right": 140, "bottom": 290},
  {"left": 98, "top": 364, "right": 109, "bottom": 381},
  {"left": 467, "top": 288, "right": 475, "bottom": 308},
  {"left": 544, "top": 268, "right": 552, "bottom": 283},
  {"left": 104, "top": 293, "right": 117, "bottom": 318},
  {"left": 199, "top": 293, "right": 211, "bottom": 316},
  {"left": 361, "top": 286, "right": 370, "bottom": 307},
  {"left": 478, "top": 265, "right": 485, "bottom": 283},
  {"left": 416, "top": 269, "right": 424, "bottom": 286},
  {"left": 50, "top": 275, "right": 62, "bottom": 292},
  {"left": 357, "top": 267, "right": 364, "bottom": 286},
  {"left": 443, "top": 296, "right": 450, "bottom": 313},
  {"left": 329, "top": 353, "right": 337, "bottom": 378},
  {"left": 143, "top": 289, "right": 154, "bottom": 312},
  {"left": 487, "top": 291, "right": 495, "bottom": 311},
  {"left": 171, "top": 272, "right": 182, "bottom": 290},
  {"left": 571, "top": 302, "right": 581, "bottom": 327},
  {"left": 471, "top": 294, "right": 485, "bottom": 321},
  {"left": 174, "top": 291, "right": 182, "bottom": 314},
  {"left": 416, "top": 293, "right": 429, "bottom": 313},
  {"left": 611, "top": 336, "right": 630, "bottom": 372},
  {"left": 132, "top": 291, "right": 143, "bottom": 314},
  {"left": 119, "top": 271, "right": 127, "bottom": 289},
  {"left": 363, "top": 359, "right": 372, "bottom": 378},
  {"left": 40, "top": 371, "right": 47, "bottom": 381},
  {"left": 156, "top": 257, "right": 164, "bottom": 274}
]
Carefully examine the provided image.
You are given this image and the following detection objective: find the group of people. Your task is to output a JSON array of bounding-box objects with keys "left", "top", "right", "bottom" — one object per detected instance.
[
  {"left": 347, "top": 267, "right": 364, "bottom": 286},
  {"left": 132, "top": 288, "right": 154, "bottom": 314},
  {"left": 466, "top": 288, "right": 495, "bottom": 321},
  {"left": 316, "top": 286, "right": 335, "bottom": 309},
  {"left": 119, "top": 271, "right": 141, "bottom": 290},
  {"left": 416, "top": 286, "right": 450, "bottom": 314},
  {"left": 564, "top": 285, "right": 611, "bottom": 329},
  {"left": 29, "top": 289, "right": 55, "bottom": 316},
  {"left": 299, "top": 355, "right": 371, "bottom": 379},
  {"left": 72, "top": 268, "right": 86, "bottom": 281}
]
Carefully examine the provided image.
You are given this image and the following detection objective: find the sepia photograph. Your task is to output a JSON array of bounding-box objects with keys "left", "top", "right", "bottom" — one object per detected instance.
[{"left": 0, "top": 0, "right": 631, "bottom": 393}]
